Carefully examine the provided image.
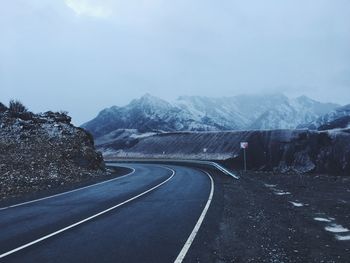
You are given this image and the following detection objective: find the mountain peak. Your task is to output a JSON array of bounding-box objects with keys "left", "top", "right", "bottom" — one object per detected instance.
[
  {"left": 295, "top": 95, "right": 316, "bottom": 104},
  {"left": 129, "top": 94, "right": 172, "bottom": 109},
  {"left": 140, "top": 93, "right": 155, "bottom": 100}
]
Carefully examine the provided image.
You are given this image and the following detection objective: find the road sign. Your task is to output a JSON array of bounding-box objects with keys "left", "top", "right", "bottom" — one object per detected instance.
[
  {"left": 240, "top": 142, "right": 248, "bottom": 172},
  {"left": 240, "top": 142, "right": 248, "bottom": 149}
]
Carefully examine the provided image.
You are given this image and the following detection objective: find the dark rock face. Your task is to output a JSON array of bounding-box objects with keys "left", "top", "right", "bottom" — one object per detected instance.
[
  {"left": 234, "top": 129, "right": 350, "bottom": 175},
  {"left": 101, "top": 129, "right": 350, "bottom": 175},
  {"left": 318, "top": 116, "right": 350, "bottom": 130},
  {"left": 0, "top": 107, "right": 105, "bottom": 200},
  {"left": 0, "top": 103, "right": 7, "bottom": 113}
]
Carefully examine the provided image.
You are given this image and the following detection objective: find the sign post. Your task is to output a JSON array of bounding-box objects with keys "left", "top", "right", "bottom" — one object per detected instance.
[{"left": 240, "top": 142, "right": 248, "bottom": 172}]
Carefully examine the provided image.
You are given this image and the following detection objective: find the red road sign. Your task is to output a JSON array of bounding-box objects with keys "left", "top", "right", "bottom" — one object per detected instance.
[{"left": 240, "top": 142, "right": 248, "bottom": 149}]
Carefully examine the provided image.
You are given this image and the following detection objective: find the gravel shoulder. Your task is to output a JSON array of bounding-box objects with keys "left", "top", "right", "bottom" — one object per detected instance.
[{"left": 186, "top": 170, "right": 350, "bottom": 263}]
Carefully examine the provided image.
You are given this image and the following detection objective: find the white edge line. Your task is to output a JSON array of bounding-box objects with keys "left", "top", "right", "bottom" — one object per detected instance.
[
  {"left": 0, "top": 166, "right": 175, "bottom": 259},
  {"left": 0, "top": 166, "right": 136, "bottom": 211},
  {"left": 174, "top": 170, "right": 214, "bottom": 263},
  {"left": 107, "top": 159, "right": 239, "bottom": 180}
]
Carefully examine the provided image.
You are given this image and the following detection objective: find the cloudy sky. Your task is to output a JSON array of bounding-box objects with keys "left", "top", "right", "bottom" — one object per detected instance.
[{"left": 1, "top": 0, "right": 350, "bottom": 124}]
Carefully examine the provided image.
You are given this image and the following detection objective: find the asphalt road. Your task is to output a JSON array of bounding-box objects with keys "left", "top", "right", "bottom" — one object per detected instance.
[{"left": 0, "top": 163, "right": 213, "bottom": 263}]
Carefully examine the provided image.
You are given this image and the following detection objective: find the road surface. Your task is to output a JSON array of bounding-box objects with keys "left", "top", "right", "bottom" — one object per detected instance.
[{"left": 0, "top": 163, "right": 214, "bottom": 263}]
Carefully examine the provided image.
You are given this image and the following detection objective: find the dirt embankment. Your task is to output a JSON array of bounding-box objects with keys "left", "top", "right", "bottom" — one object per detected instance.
[{"left": 100, "top": 129, "right": 350, "bottom": 175}]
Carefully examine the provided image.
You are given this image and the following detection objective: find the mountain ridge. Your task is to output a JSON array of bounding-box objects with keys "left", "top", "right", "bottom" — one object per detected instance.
[
  {"left": 82, "top": 93, "right": 340, "bottom": 139},
  {"left": 298, "top": 104, "right": 350, "bottom": 130}
]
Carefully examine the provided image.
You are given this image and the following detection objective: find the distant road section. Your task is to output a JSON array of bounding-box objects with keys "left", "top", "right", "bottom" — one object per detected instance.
[{"left": 0, "top": 163, "right": 213, "bottom": 263}]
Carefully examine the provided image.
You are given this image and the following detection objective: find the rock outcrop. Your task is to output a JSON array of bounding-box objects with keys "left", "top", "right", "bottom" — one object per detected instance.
[{"left": 0, "top": 103, "right": 105, "bottom": 200}]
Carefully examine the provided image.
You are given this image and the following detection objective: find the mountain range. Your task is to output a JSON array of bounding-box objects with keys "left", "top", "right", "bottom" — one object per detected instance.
[
  {"left": 298, "top": 104, "right": 350, "bottom": 130},
  {"left": 82, "top": 93, "right": 342, "bottom": 139}
]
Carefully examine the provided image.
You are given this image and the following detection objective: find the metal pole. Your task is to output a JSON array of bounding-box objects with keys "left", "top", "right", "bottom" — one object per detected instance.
[{"left": 244, "top": 148, "right": 247, "bottom": 172}]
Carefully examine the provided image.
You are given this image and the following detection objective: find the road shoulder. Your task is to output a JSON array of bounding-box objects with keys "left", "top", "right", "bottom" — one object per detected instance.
[{"left": 184, "top": 170, "right": 350, "bottom": 262}]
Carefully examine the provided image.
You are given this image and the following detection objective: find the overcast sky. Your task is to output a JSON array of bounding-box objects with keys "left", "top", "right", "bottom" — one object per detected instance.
[{"left": 1, "top": 0, "right": 350, "bottom": 125}]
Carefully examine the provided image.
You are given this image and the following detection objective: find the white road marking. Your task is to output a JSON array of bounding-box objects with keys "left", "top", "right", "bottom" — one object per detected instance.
[
  {"left": 174, "top": 170, "right": 214, "bottom": 263},
  {"left": 0, "top": 166, "right": 136, "bottom": 211},
  {"left": 0, "top": 167, "right": 175, "bottom": 259},
  {"left": 107, "top": 159, "right": 239, "bottom": 179}
]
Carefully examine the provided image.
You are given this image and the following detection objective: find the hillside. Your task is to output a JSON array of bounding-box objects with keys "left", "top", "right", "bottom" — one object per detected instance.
[
  {"left": 100, "top": 129, "right": 350, "bottom": 175},
  {"left": 0, "top": 101, "right": 105, "bottom": 200},
  {"left": 82, "top": 94, "right": 338, "bottom": 138}
]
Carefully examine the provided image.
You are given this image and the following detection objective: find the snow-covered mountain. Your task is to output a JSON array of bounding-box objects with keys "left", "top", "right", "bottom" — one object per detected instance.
[
  {"left": 298, "top": 104, "right": 350, "bottom": 130},
  {"left": 82, "top": 94, "right": 227, "bottom": 138},
  {"left": 82, "top": 93, "right": 339, "bottom": 138},
  {"left": 249, "top": 95, "right": 339, "bottom": 130}
]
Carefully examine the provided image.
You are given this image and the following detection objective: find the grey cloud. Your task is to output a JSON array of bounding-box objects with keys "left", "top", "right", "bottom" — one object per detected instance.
[{"left": 1, "top": 0, "right": 349, "bottom": 124}]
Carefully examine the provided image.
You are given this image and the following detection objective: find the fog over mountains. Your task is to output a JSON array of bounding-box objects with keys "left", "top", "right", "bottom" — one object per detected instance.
[{"left": 82, "top": 93, "right": 340, "bottom": 139}]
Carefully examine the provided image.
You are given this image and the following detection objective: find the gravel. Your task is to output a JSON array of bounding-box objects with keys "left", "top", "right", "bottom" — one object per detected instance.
[{"left": 185, "top": 169, "right": 350, "bottom": 262}]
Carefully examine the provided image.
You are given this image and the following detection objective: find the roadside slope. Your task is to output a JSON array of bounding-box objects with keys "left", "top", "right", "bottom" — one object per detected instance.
[{"left": 101, "top": 129, "right": 350, "bottom": 175}]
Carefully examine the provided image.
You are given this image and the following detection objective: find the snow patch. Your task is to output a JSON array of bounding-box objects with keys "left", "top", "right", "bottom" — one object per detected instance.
[
  {"left": 289, "top": 201, "right": 304, "bottom": 207},
  {"left": 273, "top": 190, "right": 291, "bottom": 195},
  {"left": 335, "top": 235, "right": 350, "bottom": 241},
  {"left": 314, "top": 217, "right": 332, "bottom": 222},
  {"left": 129, "top": 132, "right": 156, "bottom": 139},
  {"left": 325, "top": 224, "right": 349, "bottom": 233},
  {"left": 101, "top": 148, "right": 119, "bottom": 156}
]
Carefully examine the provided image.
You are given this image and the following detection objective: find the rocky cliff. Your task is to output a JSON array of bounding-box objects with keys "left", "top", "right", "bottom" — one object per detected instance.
[{"left": 0, "top": 102, "right": 105, "bottom": 200}]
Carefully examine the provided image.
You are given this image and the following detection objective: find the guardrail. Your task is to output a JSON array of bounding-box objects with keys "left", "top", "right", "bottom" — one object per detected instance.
[
  {"left": 106, "top": 158, "right": 239, "bottom": 180},
  {"left": 191, "top": 160, "right": 239, "bottom": 179}
]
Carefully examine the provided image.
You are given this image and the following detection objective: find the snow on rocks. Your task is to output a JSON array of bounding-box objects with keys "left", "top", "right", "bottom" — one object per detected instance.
[
  {"left": 0, "top": 107, "right": 105, "bottom": 200},
  {"left": 313, "top": 215, "right": 350, "bottom": 241},
  {"left": 335, "top": 235, "right": 350, "bottom": 241},
  {"left": 324, "top": 224, "right": 349, "bottom": 233},
  {"left": 289, "top": 201, "right": 304, "bottom": 207},
  {"left": 314, "top": 217, "right": 332, "bottom": 222},
  {"left": 273, "top": 191, "right": 291, "bottom": 196}
]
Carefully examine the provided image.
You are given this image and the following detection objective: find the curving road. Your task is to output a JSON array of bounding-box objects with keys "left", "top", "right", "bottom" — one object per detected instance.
[{"left": 0, "top": 163, "right": 214, "bottom": 263}]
